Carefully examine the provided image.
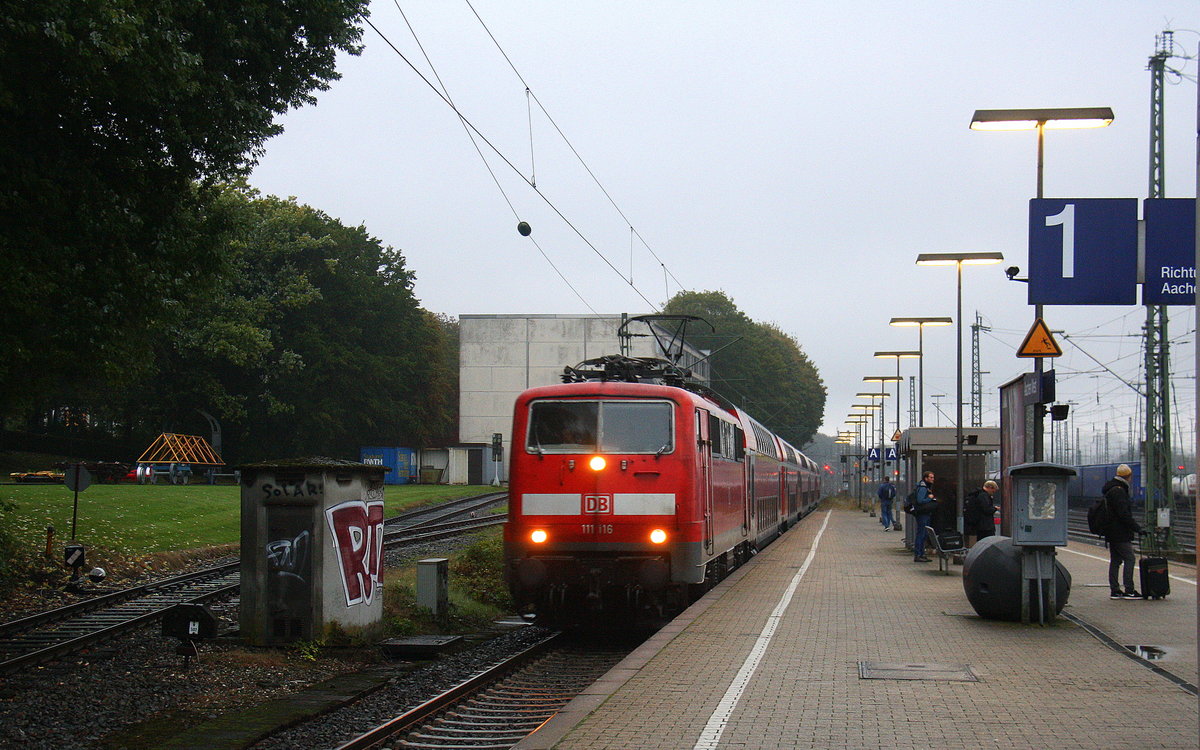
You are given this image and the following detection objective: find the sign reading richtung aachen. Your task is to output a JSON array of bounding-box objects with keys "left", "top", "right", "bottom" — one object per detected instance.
[{"left": 1029, "top": 197, "right": 1195, "bottom": 306}]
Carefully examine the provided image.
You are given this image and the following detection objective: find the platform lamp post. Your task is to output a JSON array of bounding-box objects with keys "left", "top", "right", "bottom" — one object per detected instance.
[
  {"left": 847, "top": 415, "right": 870, "bottom": 508},
  {"left": 863, "top": 377, "right": 901, "bottom": 484},
  {"left": 888, "top": 318, "right": 953, "bottom": 427},
  {"left": 855, "top": 391, "right": 891, "bottom": 493},
  {"left": 970, "top": 107, "right": 1113, "bottom": 463},
  {"left": 852, "top": 403, "right": 882, "bottom": 512},
  {"left": 915, "top": 252, "right": 1005, "bottom": 532},
  {"left": 875, "top": 351, "right": 921, "bottom": 485}
]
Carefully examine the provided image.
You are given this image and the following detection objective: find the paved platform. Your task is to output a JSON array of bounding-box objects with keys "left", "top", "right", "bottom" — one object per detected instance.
[{"left": 516, "top": 504, "right": 1199, "bottom": 750}]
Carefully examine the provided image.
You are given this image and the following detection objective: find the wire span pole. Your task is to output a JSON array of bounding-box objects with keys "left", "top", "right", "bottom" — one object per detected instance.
[{"left": 1145, "top": 32, "right": 1174, "bottom": 551}]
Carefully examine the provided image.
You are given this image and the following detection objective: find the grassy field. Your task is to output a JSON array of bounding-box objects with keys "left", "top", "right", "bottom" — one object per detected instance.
[{"left": 0, "top": 482, "right": 501, "bottom": 556}]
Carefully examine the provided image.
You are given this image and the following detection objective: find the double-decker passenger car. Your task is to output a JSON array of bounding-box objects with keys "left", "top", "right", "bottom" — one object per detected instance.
[{"left": 503, "top": 356, "right": 820, "bottom": 627}]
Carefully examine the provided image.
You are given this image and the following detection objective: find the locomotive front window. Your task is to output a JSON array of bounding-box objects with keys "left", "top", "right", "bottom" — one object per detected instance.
[
  {"left": 527, "top": 402, "right": 598, "bottom": 452},
  {"left": 526, "top": 400, "right": 673, "bottom": 454},
  {"left": 600, "top": 402, "right": 673, "bottom": 453}
]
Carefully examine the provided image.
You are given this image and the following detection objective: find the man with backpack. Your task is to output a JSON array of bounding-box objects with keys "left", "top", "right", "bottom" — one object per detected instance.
[
  {"left": 1101, "top": 464, "right": 1143, "bottom": 599},
  {"left": 963, "top": 480, "right": 999, "bottom": 546},
  {"left": 910, "top": 470, "right": 938, "bottom": 562},
  {"left": 877, "top": 478, "right": 897, "bottom": 531}
]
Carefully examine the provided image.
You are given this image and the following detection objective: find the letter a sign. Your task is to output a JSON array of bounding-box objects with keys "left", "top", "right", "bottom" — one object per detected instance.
[{"left": 1017, "top": 318, "right": 1062, "bottom": 358}]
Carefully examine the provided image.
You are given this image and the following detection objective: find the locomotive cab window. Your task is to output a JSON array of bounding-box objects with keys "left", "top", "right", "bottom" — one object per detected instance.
[{"left": 527, "top": 400, "right": 673, "bottom": 454}]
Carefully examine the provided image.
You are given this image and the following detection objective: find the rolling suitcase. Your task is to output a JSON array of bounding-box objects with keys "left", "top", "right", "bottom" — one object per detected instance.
[{"left": 1139, "top": 555, "right": 1170, "bottom": 600}]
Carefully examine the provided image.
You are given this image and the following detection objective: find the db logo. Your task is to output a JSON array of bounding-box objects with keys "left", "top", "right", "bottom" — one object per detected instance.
[{"left": 583, "top": 494, "right": 613, "bottom": 514}]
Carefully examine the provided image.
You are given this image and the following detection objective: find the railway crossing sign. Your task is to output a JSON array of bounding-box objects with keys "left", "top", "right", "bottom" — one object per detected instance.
[{"left": 1017, "top": 318, "right": 1062, "bottom": 358}]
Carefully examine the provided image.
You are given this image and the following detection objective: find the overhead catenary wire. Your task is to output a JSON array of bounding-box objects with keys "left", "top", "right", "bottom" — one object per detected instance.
[
  {"left": 364, "top": 13, "right": 660, "bottom": 311},
  {"left": 462, "top": 0, "right": 688, "bottom": 297},
  {"left": 390, "top": 2, "right": 598, "bottom": 315}
]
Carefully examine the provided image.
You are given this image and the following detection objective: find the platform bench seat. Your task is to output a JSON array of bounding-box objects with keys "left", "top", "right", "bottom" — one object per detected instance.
[{"left": 924, "top": 526, "right": 966, "bottom": 574}]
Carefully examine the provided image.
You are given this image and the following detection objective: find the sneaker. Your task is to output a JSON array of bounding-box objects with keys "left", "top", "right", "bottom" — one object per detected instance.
[
  {"left": 1110, "top": 591, "right": 1124, "bottom": 599},
  {"left": 883, "top": 527, "right": 890, "bottom": 532},
  {"left": 1123, "top": 590, "right": 1143, "bottom": 599},
  {"left": 914, "top": 556, "right": 930, "bottom": 562}
]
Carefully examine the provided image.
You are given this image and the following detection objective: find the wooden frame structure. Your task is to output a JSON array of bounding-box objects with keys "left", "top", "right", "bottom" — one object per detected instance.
[{"left": 137, "top": 433, "right": 223, "bottom": 466}]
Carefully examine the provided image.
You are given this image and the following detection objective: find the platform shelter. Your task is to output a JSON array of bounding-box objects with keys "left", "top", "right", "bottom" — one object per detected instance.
[{"left": 898, "top": 426, "right": 999, "bottom": 535}]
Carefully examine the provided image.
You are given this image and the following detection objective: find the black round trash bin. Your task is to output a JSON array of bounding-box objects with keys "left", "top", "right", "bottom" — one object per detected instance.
[{"left": 962, "top": 535, "right": 1071, "bottom": 621}]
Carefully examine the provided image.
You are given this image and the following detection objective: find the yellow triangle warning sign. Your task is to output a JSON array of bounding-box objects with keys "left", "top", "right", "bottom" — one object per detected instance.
[
  {"left": 1017, "top": 318, "right": 1062, "bottom": 358},
  {"left": 892, "top": 429, "right": 902, "bottom": 442}
]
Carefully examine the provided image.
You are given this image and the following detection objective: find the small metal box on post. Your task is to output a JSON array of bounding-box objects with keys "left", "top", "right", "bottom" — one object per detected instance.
[
  {"left": 417, "top": 558, "right": 449, "bottom": 620},
  {"left": 1007, "top": 461, "right": 1076, "bottom": 624},
  {"left": 239, "top": 459, "right": 388, "bottom": 647}
]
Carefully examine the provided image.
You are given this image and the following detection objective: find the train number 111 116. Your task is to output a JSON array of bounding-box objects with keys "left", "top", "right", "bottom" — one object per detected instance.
[{"left": 582, "top": 524, "right": 613, "bottom": 534}]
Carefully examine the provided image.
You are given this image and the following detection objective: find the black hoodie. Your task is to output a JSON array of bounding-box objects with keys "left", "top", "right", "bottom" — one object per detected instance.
[{"left": 1100, "top": 476, "right": 1141, "bottom": 544}]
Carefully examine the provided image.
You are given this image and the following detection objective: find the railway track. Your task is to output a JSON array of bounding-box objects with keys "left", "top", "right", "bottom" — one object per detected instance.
[
  {"left": 1065, "top": 507, "right": 1196, "bottom": 555},
  {"left": 0, "top": 492, "right": 507, "bottom": 674},
  {"left": 334, "top": 632, "right": 636, "bottom": 750}
]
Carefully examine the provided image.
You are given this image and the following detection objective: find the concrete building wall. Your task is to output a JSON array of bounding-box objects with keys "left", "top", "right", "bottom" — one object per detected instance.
[{"left": 458, "top": 314, "right": 710, "bottom": 478}]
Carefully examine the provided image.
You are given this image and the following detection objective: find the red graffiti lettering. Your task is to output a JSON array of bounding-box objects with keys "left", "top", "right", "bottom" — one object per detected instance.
[{"left": 325, "top": 500, "right": 385, "bottom": 606}]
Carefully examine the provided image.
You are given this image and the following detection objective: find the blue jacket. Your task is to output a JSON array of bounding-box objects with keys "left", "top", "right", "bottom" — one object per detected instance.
[
  {"left": 877, "top": 482, "right": 896, "bottom": 501},
  {"left": 915, "top": 479, "right": 935, "bottom": 515}
]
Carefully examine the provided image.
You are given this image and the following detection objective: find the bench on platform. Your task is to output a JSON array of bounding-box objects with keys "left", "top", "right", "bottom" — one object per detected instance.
[{"left": 924, "top": 526, "right": 966, "bottom": 574}]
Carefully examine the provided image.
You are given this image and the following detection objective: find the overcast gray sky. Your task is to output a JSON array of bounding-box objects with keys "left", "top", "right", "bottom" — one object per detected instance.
[{"left": 250, "top": 1, "right": 1199, "bottom": 459}]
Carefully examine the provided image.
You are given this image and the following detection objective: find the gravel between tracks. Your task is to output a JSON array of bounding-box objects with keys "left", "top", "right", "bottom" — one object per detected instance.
[{"left": 0, "top": 537, "right": 536, "bottom": 749}]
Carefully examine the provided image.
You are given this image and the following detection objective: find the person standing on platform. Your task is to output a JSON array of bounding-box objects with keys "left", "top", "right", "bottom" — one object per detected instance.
[
  {"left": 964, "top": 480, "right": 1000, "bottom": 546},
  {"left": 877, "top": 478, "right": 896, "bottom": 531},
  {"left": 1103, "top": 464, "right": 1143, "bottom": 599},
  {"left": 912, "top": 470, "right": 937, "bottom": 562}
]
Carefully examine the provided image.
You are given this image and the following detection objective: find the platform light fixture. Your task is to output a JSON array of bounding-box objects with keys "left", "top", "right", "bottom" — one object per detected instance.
[
  {"left": 971, "top": 106, "right": 1113, "bottom": 465},
  {"left": 889, "top": 317, "right": 953, "bottom": 427},
  {"left": 875, "top": 350, "right": 920, "bottom": 438},
  {"left": 864, "top": 376, "right": 902, "bottom": 484},
  {"left": 915, "top": 251, "right": 1004, "bottom": 533}
]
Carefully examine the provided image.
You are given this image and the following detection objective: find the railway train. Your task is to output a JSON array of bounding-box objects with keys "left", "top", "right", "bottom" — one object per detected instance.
[{"left": 503, "top": 355, "right": 821, "bottom": 627}]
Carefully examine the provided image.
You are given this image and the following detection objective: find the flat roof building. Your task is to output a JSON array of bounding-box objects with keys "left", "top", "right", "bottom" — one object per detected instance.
[{"left": 458, "top": 314, "right": 710, "bottom": 474}]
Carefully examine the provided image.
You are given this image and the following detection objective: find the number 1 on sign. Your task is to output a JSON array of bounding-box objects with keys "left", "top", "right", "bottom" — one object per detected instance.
[{"left": 1044, "top": 204, "right": 1075, "bottom": 278}]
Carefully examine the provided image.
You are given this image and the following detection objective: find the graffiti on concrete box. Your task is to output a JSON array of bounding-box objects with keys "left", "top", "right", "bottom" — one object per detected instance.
[{"left": 325, "top": 500, "right": 385, "bottom": 606}]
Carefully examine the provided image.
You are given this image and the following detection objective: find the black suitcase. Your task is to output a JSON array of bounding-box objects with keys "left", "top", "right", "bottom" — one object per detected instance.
[{"left": 1139, "top": 556, "right": 1170, "bottom": 599}]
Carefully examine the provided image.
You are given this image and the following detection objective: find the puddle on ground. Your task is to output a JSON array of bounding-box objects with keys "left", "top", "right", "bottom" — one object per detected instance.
[{"left": 1124, "top": 644, "right": 1167, "bottom": 660}]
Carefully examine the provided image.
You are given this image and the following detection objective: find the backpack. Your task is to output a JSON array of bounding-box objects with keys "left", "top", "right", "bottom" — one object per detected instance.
[
  {"left": 1087, "top": 497, "right": 1109, "bottom": 536},
  {"left": 902, "top": 488, "right": 918, "bottom": 514}
]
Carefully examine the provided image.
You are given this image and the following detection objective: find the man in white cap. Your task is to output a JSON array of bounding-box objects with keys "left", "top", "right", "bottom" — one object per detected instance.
[{"left": 1102, "top": 464, "right": 1143, "bottom": 599}]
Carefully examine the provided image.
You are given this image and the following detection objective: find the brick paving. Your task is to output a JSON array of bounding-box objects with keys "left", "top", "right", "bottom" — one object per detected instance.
[{"left": 516, "top": 505, "right": 1199, "bottom": 750}]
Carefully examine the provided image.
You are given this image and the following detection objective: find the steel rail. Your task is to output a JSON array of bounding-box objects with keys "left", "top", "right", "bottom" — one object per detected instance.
[
  {"left": 333, "top": 632, "right": 563, "bottom": 750},
  {"left": 0, "top": 498, "right": 509, "bottom": 675}
]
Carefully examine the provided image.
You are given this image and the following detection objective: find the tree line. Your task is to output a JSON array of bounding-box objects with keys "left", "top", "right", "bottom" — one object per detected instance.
[
  {"left": 663, "top": 291, "right": 826, "bottom": 449},
  {"left": 0, "top": 2, "right": 460, "bottom": 462}
]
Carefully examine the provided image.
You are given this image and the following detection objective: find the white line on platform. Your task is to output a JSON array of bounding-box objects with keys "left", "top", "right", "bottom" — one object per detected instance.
[
  {"left": 1059, "top": 546, "right": 1196, "bottom": 585},
  {"left": 692, "top": 509, "right": 832, "bottom": 750}
]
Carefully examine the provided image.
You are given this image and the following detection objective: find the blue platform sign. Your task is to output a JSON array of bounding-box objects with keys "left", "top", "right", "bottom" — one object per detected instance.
[
  {"left": 867, "top": 447, "right": 880, "bottom": 461},
  {"left": 884, "top": 447, "right": 898, "bottom": 462},
  {"left": 1143, "top": 198, "right": 1196, "bottom": 305},
  {"left": 1029, "top": 199, "right": 1138, "bottom": 305}
]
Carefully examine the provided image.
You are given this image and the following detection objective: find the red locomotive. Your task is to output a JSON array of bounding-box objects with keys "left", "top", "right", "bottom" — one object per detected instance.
[{"left": 504, "top": 354, "right": 820, "bottom": 627}]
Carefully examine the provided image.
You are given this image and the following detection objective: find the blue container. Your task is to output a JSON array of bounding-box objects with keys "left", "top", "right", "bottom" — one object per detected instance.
[{"left": 360, "top": 447, "right": 416, "bottom": 485}]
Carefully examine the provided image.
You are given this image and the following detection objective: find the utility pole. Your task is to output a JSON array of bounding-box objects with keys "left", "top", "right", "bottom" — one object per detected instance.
[
  {"left": 908, "top": 376, "right": 918, "bottom": 428},
  {"left": 971, "top": 312, "right": 990, "bottom": 427},
  {"left": 1145, "top": 32, "right": 1174, "bottom": 550}
]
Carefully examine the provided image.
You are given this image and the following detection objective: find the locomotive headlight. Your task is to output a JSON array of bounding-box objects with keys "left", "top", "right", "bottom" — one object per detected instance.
[
  {"left": 588, "top": 456, "right": 607, "bottom": 471},
  {"left": 530, "top": 529, "right": 548, "bottom": 544},
  {"left": 649, "top": 528, "right": 667, "bottom": 544}
]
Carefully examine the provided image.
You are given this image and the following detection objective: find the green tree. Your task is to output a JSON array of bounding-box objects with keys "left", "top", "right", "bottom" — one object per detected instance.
[
  {"left": 0, "top": 0, "right": 370, "bottom": 419},
  {"left": 663, "top": 290, "right": 826, "bottom": 447},
  {"left": 136, "top": 187, "right": 458, "bottom": 462}
]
